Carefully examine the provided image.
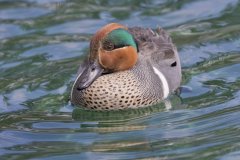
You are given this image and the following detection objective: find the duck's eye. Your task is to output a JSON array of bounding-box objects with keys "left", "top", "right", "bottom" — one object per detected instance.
[{"left": 103, "top": 40, "right": 114, "bottom": 51}]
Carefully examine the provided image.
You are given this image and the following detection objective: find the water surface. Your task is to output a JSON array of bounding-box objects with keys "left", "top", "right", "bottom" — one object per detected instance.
[{"left": 0, "top": 0, "right": 240, "bottom": 159}]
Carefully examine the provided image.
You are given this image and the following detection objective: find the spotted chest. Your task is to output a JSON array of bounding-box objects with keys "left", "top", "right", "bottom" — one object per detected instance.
[{"left": 71, "top": 70, "right": 162, "bottom": 110}]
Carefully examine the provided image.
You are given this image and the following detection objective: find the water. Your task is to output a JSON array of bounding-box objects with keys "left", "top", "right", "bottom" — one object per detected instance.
[{"left": 0, "top": 0, "right": 240, "bottom": 159}]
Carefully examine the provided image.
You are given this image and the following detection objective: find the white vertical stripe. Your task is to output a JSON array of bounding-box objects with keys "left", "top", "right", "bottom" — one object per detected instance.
[
  {"left": 164, "top": 99, "right": 172, "bottom": 111},
  {"left": 152, "top": 66, "right": 169, "bottom": 99}
]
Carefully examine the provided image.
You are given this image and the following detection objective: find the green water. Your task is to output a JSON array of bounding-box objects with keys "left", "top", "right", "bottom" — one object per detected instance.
[{"left": 0, "top": 0, "right": 240, "bottom": 159}]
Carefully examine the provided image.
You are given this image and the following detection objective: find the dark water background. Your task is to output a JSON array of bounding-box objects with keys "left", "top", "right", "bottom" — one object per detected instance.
[{"left": 0, "top": 0, "right": 240, "bottom": 159}]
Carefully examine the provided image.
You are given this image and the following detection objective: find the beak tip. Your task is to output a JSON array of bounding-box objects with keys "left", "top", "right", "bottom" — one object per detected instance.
[{"left": 77, "top": 86, "right": 86, "bottom": 91}]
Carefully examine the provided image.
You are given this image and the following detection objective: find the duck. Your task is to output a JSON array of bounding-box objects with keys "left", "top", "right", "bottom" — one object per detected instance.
[{"left": 71, "top": 23, "right": 181, "bottom": 110}]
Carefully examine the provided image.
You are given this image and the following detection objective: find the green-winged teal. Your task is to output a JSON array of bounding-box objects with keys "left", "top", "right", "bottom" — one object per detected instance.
[{"left": 71, "top": 23, "right": 181, "bottom": 110}]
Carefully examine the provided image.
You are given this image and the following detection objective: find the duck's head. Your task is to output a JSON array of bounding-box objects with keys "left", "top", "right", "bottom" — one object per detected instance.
[{"left": 77, "top": 23, "right": 138, "bottom": 90}]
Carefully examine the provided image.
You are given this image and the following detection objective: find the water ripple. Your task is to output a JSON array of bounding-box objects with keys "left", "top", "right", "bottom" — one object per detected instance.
[{"left": 0, "top": 0, "right": 240, "bottom": 159}]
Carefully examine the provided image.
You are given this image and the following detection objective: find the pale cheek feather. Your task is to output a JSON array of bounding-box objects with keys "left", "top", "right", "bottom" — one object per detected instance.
[{"left": 152, "top": 66, "right": 169, "bottom": 99}]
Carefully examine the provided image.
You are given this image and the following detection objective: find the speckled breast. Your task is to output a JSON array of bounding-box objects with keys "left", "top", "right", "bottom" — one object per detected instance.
[{"left": 71, "top": 70, "right": 162, "bottom": 110}]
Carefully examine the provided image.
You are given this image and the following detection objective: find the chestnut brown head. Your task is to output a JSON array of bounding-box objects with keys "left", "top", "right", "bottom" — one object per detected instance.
[{"left": 76, "top": 23, "right": 138, "bottom": 90}]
